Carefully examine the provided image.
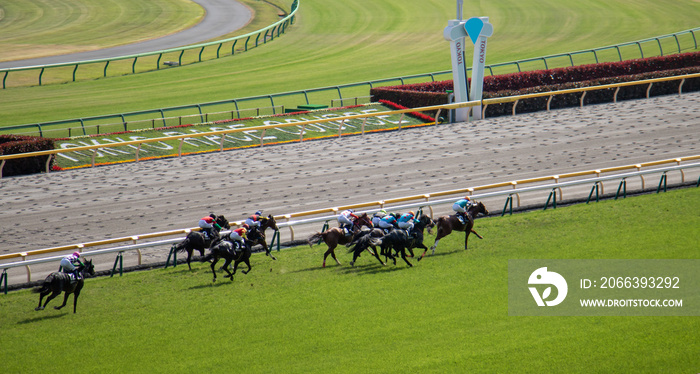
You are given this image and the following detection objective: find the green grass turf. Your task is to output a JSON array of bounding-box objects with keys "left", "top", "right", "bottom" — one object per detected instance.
[
  {"left": 50, "top": 103, "right": 430, "bottom": 168},
  {"left": 1, "top": 188, "right": 697, "bottom": 372},
  {"left": 0, "top": 0, "right": 203, "bottom": 61},
  {"left": 1, "top": 0, "right": 698, "bottom": 127}
]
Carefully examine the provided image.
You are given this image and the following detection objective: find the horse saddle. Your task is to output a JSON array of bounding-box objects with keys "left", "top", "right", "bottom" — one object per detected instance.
[
  {"left": 457, "top": 214, "right": 467, "bottom": 224},
  {"left": 66, "top": 272, "right": 81, "bottom": 283},
  {"left": 344, "top": 228, "right": 353, "bottom": 236}
]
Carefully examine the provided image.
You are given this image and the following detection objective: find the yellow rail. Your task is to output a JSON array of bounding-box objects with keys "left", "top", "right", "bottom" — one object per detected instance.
[
  {"left": 1, "top": 154, "right": 698, "bottom": 262},
  {"left": 2, "top": 73, "right": 698, "bottom": 172}
]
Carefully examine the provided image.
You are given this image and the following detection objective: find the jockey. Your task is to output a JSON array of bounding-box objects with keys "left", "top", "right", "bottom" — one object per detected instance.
[
  {"left": 372, "top": 209, "right": 387, "bottom": 227},
  {"left": 397, "top": 211, "right": 416, "bottom": 233},
  {"left": 199, "top": 214, "right": 221, "bottom": 240},
  {"left": 60, "top": 251, "right": 84, "bottom": 282},
  {"left": 244, "top": 211, "right": 264, "bottom": 231},
  {"left": 227, "top": 227, "right": 248, "bottom": 249},
  {"left": 452, "top": 196, "right": 474, "bottom": 223},
  {"left": 337, "top": 209, "right": 358, "bottom": 234},
  {"left": 378, "top": 213, "right": 398, "bottom": 232}
]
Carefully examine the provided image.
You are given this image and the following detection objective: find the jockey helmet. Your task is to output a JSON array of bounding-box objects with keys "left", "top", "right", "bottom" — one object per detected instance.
[
  {"left": 379, "top": 209, "right": 386, "bottom": 214},
  {"left": 209, "top": 213, "right": 217, "bottom": 219},
  {"left": 242, "top": 224, "right": 250, "bottom": 230},
  {"left": 464, "top": 196, "right": 471, "bottom": 200},
  {"left": 73, "top": 251, "right": 81, "bottom": 257},
  {"left": 408, "top": 211, "right": 415, "bottom": 216},
  {"left": 255, "top": 210, "right": 263, "bottom": 215}
]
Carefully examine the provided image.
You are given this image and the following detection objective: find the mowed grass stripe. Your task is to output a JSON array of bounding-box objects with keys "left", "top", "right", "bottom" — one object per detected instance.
[
  {"left": 0, "top": 0, "right": 203, "bottom": 61},
  {"left": 1, "top": 188, "right": 697, "bottom": 372},
  {"left": 1, "top": 0, "right": 698, "bottom": 126}
]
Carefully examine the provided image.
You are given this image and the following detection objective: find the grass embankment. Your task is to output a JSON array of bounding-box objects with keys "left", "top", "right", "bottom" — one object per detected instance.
[
  {"left": 1, "top": 188, "right": 698, "bottom": 372},
  {"left": 1, "top": 0, "right": 698, "bottom": 126}
]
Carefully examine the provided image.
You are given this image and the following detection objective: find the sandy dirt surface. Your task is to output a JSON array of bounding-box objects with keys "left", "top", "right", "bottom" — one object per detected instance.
[{"left": 1, "top": 93, "right": 698, "bottom": 285}]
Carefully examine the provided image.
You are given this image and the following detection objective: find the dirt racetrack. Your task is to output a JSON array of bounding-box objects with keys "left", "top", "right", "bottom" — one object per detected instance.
[{"left": 1, "top": 92, "right": 698, "bottom": 285}]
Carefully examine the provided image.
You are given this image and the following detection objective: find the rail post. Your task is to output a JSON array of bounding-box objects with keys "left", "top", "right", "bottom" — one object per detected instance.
[
  {"left": 270, "top": 230, "right": 281, "bottom": 251},
  {"left": 544, "top": 188, "right": 558, "bottom": 210},
  {"left": 587, "top": 182, "right": 602, "bottom": 203},
  {"left": 656, "top": 172, "right": 668, "bottom": 193},
  {"left": 1, "top": 269, "right": 7, "bottom": 295},
  {"left": 165, "top": 245, "right": 177, "bottom": 269},
  {"left": 110, "top": 252, "right": 124, "bottom": 277},
  {"left": 615, "top": 179, "right": 627, "bottom": 200},
  {"left": 502, "top": 194, "right": 514, "bottom": 216}
]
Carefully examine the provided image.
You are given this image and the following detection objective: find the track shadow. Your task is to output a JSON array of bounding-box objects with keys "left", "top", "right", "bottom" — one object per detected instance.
[{"left": 18, "top": 313, "right": 67, "bottom": 324}]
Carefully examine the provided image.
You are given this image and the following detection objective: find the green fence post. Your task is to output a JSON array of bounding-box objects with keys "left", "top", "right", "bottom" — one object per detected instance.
[
  {"left": 586, "top": 183, "right": 600, "bottom": 203},
  {"left": 270, "top": 230, "right": 281, "bottom": 251},
  {"left": 165, "top": 247, "right": 174, "bottom": 268},
  {"left": 72, "top": 64, "right": 79, "bottom": 82},
  {"left": 132, "top": 57, "right": 138, "bottom": 74},
  {"left": 657, "top": 173, "right": 668, "bottom": 193},
  {"left": 39, "top": 67, "right": 45, "bottom": 86},
  {"left": 615, "top": 179, "right": 627, "bottom": 199},
  {"left": 110, "top": 252, "right": 124, "bottom": 277},
  {"left": 103, "top": 61, "right": 110, "bottom": 77},
  {"left": 1, "top": 269, "right": 7, "bottom": 295},
  {"left": 544, "top": 189, "right": 555, "bottom": 210},
  {"left": 501, "top": 195, "right": 513, "bottom": 216}
]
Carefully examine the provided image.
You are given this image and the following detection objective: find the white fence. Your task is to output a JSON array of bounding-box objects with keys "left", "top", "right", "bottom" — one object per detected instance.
[{"left": 2, "top": 160, "right": 698, "bottom": 293}]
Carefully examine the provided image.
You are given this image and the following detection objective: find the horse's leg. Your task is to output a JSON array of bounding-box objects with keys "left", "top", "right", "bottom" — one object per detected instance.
[
  {"left": 464, "top": 227, "right": 472, "bottom": 250},
  {"left": 399, "top": 247, "right": 413, "bottom": 267},
  {"left": 323, "top": 243, "right": 340, "bottom": 267},
  {"left": 406, "top": 245, "right": 415, "bottom": 258},
  {"left": 370, "top": 245, "right": 386, "bottom": 266},
  {"left": 471, "top": 229, "right": 484, "bottom": 239},
  {"left": 35, "top": 289, "right": 50, "bottom": 311},
  {"left": 72, "top": 286, "right": 83, "bottom": 313},
  {"left": 427, "top": 226, "right": 448, "bottom": 257},
  {"left": 54, "top": 291, "right": 71, "bottom": 310},
  {"left": 186, "top": 249, "right": 193, "bottom": 271},
  {"left": 210, "top": 257, "right": 220, "bottom": 282},
  {"left": 262, "top": 243, "right": 277, "bottom": 261},
  {"left": 223, "top": 258, "right": 234, "bottom": 280},
  {"left": 242, "top": 258, "right": 252, "bottom": 274},
  {"left": 42, "top": 289, "right": 61, "bottom": 310}
]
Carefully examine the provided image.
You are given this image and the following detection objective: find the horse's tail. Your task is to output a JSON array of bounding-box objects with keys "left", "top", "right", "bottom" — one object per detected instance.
[
  {"left": 308, "top": 232, "right": 325, "bottom": 247},
  {"left": 33, "top": 273, "right": 57, "bottom": 293},
  {"left": 173, "top": 237, "right": 189, "bottom": 253}
]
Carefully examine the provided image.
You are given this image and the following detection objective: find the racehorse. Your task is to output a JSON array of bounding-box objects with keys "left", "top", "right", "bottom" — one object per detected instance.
[
  {"left": 375, "top": 214, "right": 436, "bottom": 267},
  {"left": 171, "top": 215, "right": 230, "bottom": 270},
  {"left": 204, "top": 239, "right": 253, "bottom": 282},
  {"left": 34, "top": 259, "right": 95, "bottom": 313},
  {"left": 307, "top": 213, "right": 373, "bottom": 267},
  {"left": 348, "top": 214, "right": 435, "bottom": 267},
  {"left": 246, "top": 214, "right": 279, "bottom": 260},
  {"left": 420, "top": 201, "right": 489, "bottom": 259}
]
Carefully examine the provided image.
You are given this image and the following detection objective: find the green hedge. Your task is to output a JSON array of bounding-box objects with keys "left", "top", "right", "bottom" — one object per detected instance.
[
  {"left": 0, "top": 135, "right": 55, "bottom": 176},
  {"left": 370, "top": 52, "right": 700, "bottom": 118}
]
